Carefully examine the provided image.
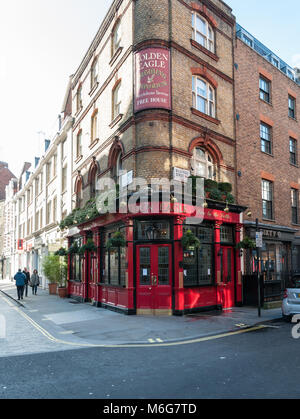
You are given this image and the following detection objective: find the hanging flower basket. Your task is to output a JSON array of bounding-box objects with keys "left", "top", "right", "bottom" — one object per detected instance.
[
  {"left": 236, "top": 236, "right": 256, "bottom": 250},
  {"left": 55, "top": 247, "right": 68, "bottom": 257},
  {"left": 181, "top": 230, "right": 201, "bottom": 250},
  {"left": 79, "top": 239, "right": 97, "bottom": 254},
  {"left": 67, "top": 242, "right": 80, "bottom": 255},
  {"left": 106, "top": 231, "right": 126, "bottom": 249}
]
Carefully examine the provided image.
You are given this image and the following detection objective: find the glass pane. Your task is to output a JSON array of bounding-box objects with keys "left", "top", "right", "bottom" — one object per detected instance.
[
  {"left": 197, "top": 79, "right": 207, "bottom": 97},
  {"left": 136, "top": 221, "right": 170, "bottom": 240},
  {"left": 197, "top": 224, "right": 213, "bottom": 242},
  {"left": 110, "top": 248, "right": 119, "bottom": 286},
  {"left": 220, "top": 226, "right": 234, "bottom": 243},
  {"left": 196, "top": 15, "right": 206, "bottom": 35},
  {"left": 158, "top": 247, "right": 169, "bottom": 285},
  {"left": 140, "top": 248, "right": 151, "bottom": 285},
  {"left": 227, "top": 249, "right": 232, "bottom": 283},
  {"left": 198, "top": 245, "right": 213, "bottom": 285},
  {"left": 197, "top": 96, "right": 206, "bottom": 113}
]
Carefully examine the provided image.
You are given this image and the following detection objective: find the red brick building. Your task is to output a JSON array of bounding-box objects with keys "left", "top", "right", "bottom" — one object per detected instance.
[
  {"left": 65, "top": 0, "right": 247, "bottom": 315},
  {"left": 235, "top": 24, "right": 300, "bottom": 306}
]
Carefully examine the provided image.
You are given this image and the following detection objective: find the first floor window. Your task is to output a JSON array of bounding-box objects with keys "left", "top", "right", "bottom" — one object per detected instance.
[
  {"left": 76, "top": 131, "right": 82, "bottom": 158},
  {"left": 192, "top": 147, "right": 215, "bottom": 179},
  {"left": 292, "top": 189, "right": 299, "bottom": 224},
  {"left": 192, "top": 76, "right": 215, "bottom": 118},
  {"left": 260, "top": 122, "right": 272, "bottom": 154},
  {"left": 262, "top": 180, "right": 273, "bottom": 220},
  {"left": 91, "top": 111, "right": 98, "bottom": 143}
]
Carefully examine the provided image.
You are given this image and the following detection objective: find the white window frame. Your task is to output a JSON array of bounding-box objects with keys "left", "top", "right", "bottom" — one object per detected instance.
[
  {"left": 192, "top": 76, "right": 215, "bottom": 118},
  {"left": 192, "top": 12, "right": 214, "bottom": 52},
  {"left": 192, "top": 147, "right": 215, "bottom": 179}
]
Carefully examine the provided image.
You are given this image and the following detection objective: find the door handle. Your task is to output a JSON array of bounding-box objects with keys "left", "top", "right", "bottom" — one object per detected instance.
[{"left": 153, "top": 275, "right": 158, "bottom": 286}]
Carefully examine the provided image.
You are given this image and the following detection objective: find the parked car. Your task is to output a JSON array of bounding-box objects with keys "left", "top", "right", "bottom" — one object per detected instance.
[{"left": 282, "top": 273, "right": 300, "bottom": 321}]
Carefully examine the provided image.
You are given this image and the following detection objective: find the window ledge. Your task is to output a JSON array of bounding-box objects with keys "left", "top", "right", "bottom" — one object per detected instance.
[
  {"left": 109, "top": 113, "right": 123, "bottom": 129},
  {"left": 75, "top": 155, "right": 83, "bottom": 164},
  {"left": 260, "top": 151, "right": 274, "bottom": 158},
  {"left": 190, "top": 39, "right": 219, "bottom": 62},
  {"left": 292, "top": 223, "right": 300, "bottom": 227},
  {"left": 109, "top": 46, "right": 123, "bottom": 66},
  {"left": 89, "top": 82, "right": 99, "bottom": 97},
  {"left": 290, "top": 162, "right": 299, "bottom": 168},
  {"left": 75, "top": 106, "right": 83, "bottom": 118},
  {"left": 289, "top": 116, "right": 297, "bottom": 122},
  {"left": 259, "top": 98, "right": 272, "bottom": 106},
  {"left": 191, "top": 107, "right": 220, "bottom": 125},
  {"left": 89, "top": 138, "right": 99, "bottom": 150},
  {"left": 262, "top": 218, "right": 276, "bottom": 223}
]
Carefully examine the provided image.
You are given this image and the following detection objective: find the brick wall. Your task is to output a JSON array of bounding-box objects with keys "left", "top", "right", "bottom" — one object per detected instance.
[{"left": 235, "top": 38, "right": 300, "bottom": 231}]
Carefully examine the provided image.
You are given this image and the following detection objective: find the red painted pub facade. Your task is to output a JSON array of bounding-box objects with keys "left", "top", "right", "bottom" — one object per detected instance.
[{"left": 68, "top": 199, "right": 245, "bottom": 315}]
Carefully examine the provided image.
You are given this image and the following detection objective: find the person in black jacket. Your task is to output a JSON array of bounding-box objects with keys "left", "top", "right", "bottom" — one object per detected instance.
[{"left": 23, "top": 268, "right": 30, "bottom": 297}]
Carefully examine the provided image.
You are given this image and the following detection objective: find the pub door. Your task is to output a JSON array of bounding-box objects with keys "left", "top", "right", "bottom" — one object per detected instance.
[
  {"left": 220, "top": 246, "right": 235, "bottom": 310},
  {"left": 136, "top": 244, "right": 172, "bottom": 315}
]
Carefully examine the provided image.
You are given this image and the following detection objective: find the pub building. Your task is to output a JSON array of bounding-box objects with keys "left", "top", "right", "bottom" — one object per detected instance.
[{"left": 66, "top": 0, "right": 247, "bottom": 315}]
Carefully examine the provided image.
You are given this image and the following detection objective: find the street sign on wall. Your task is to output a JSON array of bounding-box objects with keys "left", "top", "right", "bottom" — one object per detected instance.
[{"left": 134, "top": 48, "right": 171, "bottom": 112}]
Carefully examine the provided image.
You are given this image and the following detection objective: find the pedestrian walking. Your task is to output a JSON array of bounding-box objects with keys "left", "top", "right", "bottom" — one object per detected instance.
[
  {"left": 30, "top": 270, "right": 40, "bottom": 295},
  {"left": 23, "top": 268, "right": 30, "bottom": 297},
  {"left": 14, "top": 269, "right": 26, "bottom": 300}
]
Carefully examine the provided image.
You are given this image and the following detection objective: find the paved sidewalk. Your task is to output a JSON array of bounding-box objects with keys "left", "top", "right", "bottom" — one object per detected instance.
[{"left": 0, "top": 279, "right": 283, "bottom": 346}]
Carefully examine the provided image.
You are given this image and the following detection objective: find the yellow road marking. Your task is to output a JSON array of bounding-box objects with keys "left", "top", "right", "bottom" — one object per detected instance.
[{"left": 0, "top": 293, "right": 267, "bottom": 349}]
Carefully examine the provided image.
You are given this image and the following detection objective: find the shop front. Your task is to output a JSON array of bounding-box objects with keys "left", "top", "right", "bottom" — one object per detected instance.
[
  {"left": 67, "top": 202, "right": 246, "bottom": 315},
  {"left": 243, "top": 222, "right": 298, "bottom": 307}
]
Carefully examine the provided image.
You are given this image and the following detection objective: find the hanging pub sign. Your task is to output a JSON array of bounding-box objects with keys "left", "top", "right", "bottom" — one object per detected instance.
[
  {"left": 134, "top": 47, "right": 171, "bottom": 112},
  {"left": 17, "top": 239, "right": 24, "bottom": 251}
]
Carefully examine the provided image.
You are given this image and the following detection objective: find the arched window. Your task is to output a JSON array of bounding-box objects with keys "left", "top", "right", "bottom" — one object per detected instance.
[
  {"left": 192, "top": 147, "right": 215, "bottom": 180},
  {"left": 192, "top": 76, "right": 215, "bottom": 118},
  {"left": 90, "top": 59, "right": 98, "bottom": 90},
  {"left": 91, "top": 109, "right": 98, "bottom": 144},
  {"left": 192, "top": 13, "right": 214, "bottom": 52},
  {"left": 75, "top": 173, "right": 83, "bottom": 208}
]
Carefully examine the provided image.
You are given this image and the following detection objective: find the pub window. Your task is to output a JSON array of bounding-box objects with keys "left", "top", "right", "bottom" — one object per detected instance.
[
  {"left": 290, "top": 138, "right": 297, "bottom": 165},
  {"left": 192, "top": 13, "right": 214, "bottom": 52},
  {"left": 71, "top": 237, "right": 83, "bottom": 282},
  {"left": 262, "top": 179, "right": 274, "bottom": 220},
  {"left": 192, "top": 76, "right": 215, "bottom": 118},
  {"left": 289, "top": 96, "right": 296, "bottom": 119},
  {"left": 291, "top": 188, "right": 299, "bottom": 225},
  {"left": 103, "top": 226, "right": 126, "bottom": 287},
  {"left": 259, "top": 76, "right": 271, "bottom": 103},
  {"left": 220, "top": 225, "right": 234, "bottom": 243},
  {"left": 183, "top": 224, "right": 214, "bottom": 287},
  {"left": 136, "top": 221, "right": 170, "bottom": 241},
  {"left": 260, "top": 122, "right": 272, "bottom": 155}
]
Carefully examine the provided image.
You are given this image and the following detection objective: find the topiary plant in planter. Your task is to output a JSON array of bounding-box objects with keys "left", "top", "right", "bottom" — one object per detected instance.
[
  {"left": 209, "top": 188, "right": 223, "bottom": 202},
  {"left": 181, "top": 230, "right": 201, "bottom": 250}
]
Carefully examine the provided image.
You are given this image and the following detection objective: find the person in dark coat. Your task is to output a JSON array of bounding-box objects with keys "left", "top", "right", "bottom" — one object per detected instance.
[
  {"left": 14, "top": 269, "right": 26, "bottom": 300},
  {"left": 23, "top": 268, "right": 30, "bottom": 297},
  {"left": 30, "top": 270, "right": 40, "bottom": 295}
]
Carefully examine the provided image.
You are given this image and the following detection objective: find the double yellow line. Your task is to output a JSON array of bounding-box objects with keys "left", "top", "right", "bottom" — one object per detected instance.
[{"left": 0, "top": 293, "right": 266, "bottom": 349}]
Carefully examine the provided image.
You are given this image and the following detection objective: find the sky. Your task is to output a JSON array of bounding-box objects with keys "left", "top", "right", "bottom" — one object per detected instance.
[{"left": 0, "top": 0, "right": 299, "bottom": 178}]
